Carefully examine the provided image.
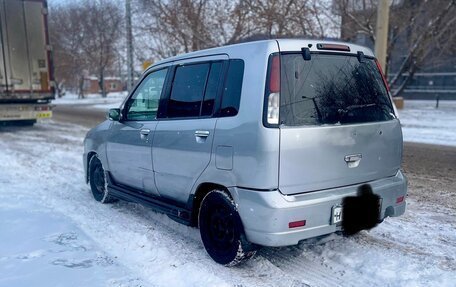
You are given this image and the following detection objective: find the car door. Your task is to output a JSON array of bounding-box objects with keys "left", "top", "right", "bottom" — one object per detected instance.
[
  {"left": 106, "top": 68, "right": 169, "bottom": 195},
  {"left": 153, "top": 56, "right": 227, "bottom": 203}
]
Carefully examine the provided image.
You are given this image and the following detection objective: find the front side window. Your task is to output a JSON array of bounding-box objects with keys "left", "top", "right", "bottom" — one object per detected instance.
[
  {"left": 125, "top": 68, "right": 168, "bottom": 121},
  {"left": 167, "top": 63, "right": 210, "bottom": 118},
  {"left": 279, "top": 53, "right": 395, "bottom": 126}
]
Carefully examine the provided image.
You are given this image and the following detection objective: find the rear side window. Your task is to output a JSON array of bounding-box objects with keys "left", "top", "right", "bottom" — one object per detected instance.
[
  {"left": 201, "top": 62, "right": 223, "bottom": 116},
  {"left": 280, "top": 53, "right": 395, "bottom": 126},
  {"left": 220, "top": 59, "right": 244, "bottom": 117},
  {"left": 168, "top": 63, "right": 210, "bottom": 118}
]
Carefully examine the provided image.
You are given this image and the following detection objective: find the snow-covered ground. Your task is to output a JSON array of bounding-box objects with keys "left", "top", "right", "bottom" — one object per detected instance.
[
  {"left": 1, "top": 121, "right": 455, "bottom": 287},
  {"left": 399, "top": 100, "right": 456, "bottom": 147}
]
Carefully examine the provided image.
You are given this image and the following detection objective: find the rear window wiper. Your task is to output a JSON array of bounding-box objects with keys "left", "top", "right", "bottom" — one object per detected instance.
[
  {"left": 338, "top": 103, "right": 377, "bottom": 114},
  {"left": 337, "top": 103, "right": 397, "bottom": 120}
]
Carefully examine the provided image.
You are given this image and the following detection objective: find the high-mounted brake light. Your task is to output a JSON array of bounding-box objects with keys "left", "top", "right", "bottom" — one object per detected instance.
[
  {"left": 317, "top": 43, "right": 350, "bottom": 52},
  {"left": 266, "top": 55, "right": 280, "bottom": 125}
]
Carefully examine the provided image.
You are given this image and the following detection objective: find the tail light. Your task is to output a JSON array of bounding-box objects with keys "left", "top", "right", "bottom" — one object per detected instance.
[
  {"left": 375, "top": 59, "right": 399, "bottom": 116},
  {"left": 266, "top": 55, "right": 280, "bottom": 125},
  {"left": 375, "top": 59, "right": 390, "bottom": 93},
  {"left": 35, "top": 106, "right": 50, "bottom": 111},
  {"left": 289, "top": 220, "right": 306, "bottom": 228}
]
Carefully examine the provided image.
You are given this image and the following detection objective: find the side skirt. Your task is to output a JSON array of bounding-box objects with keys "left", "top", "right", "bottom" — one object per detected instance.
[{"left": 106, "top": 173, "right": 192, "bottom": 226}]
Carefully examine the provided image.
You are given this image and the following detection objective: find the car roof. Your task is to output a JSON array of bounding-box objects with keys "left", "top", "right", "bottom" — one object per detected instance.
[{"left": 148, "top": 39, "right": 375, "bottom": 71}]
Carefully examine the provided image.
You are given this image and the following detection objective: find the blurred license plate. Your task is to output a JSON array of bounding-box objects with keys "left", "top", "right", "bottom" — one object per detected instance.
[
  {"left": 332, "top": 205, "right": 343, "bottom": 224},
  {"left": 37, "top": 111, "right": 52, "bottom": 119}
]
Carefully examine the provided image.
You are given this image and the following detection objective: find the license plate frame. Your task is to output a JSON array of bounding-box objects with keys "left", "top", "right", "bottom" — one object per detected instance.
[
  {"left": 36, "top": 111, "right": 52, "bottom": 119},
  {"left": 331, "top": 205, "right": 343, "bottom": 225}
]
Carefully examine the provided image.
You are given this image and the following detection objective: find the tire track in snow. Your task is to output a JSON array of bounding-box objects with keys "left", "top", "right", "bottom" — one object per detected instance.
[{"left": 258, "top": 242, "right": 379, "bottom": 287}]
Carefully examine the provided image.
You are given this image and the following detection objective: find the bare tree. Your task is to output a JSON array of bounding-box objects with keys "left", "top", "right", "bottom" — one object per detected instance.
[
  {"left": 335, "top": 0, "right": 456, "bottom": 97},
  {"left": 388, "top": 0, "right": 456, "bottom": 96},
  {"left": 135, "top": 0, "right": 336, "bottom": 61},
  {"left": 244, "top": 0, "right": 334, "bottom": 38},
  {"left": 49, "top": 3, "right": 87, "bottom": 98},
  {"left": 49, "top": 0, "right": 123, "bottom": 98},
  {"left": 79, "top": 0, "right": 123, "bottom": 98}
]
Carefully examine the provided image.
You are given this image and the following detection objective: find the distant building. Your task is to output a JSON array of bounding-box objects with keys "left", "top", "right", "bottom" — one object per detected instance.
[
  {"left": 339, "top": 0, "right": 456, "bottom": 100},
  {"left": 83, "top": 76, "right": 125, "bottom": 94}
]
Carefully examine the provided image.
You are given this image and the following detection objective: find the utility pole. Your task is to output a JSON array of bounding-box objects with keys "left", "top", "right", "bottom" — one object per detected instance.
[
  {"left": 374, "top": 0, "right": 390, "bottom": 72},
  {"left": 126, "top": 0, "right": 134, "bottom": 92}
]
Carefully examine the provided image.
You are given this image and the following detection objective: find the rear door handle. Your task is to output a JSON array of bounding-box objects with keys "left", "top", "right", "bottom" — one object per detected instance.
[
  {"left": 195, "top": 130, "right": 210, "bottom": 137},
  {"left": 344, "top": 154, "right": 362, "bottom": 162},
  {"left": 344, "top": 153, "right": 362, "bottom": 168},
  {"left": 140, "top": 129, "right": 151, "bottom": 140}
]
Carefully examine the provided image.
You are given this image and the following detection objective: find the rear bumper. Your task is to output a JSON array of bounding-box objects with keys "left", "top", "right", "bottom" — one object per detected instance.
[
  {"left": 0, "top": 103, "right": 52, "bottom": 121},
  {"left": 230, "top": 170, "right": 407, "bottom": 247}
]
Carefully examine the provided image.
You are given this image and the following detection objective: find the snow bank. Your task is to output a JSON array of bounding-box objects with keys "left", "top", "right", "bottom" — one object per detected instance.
[
  {"left": 399, "top": 100, "right": 456, "bottom": 147},
  {"left": 53, "top": 92, "right": 126, "bottom": 110}
]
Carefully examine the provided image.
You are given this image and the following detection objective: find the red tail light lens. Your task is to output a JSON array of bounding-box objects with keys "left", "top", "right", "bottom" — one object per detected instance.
[
  {"left": 35, "top": 106, "right": 50, "bottom": 111},
  {"left": 396, "top": 196, "right": 405, "bottom": 204},
  {"left": 269, "top": 55, "right": 280, "bottom": 93},
  {"left": 375, "top": 59, "right": 390, "bottom": 92},
  {"left": 289, "top": 220, "right": 306, "bottom": 228}
]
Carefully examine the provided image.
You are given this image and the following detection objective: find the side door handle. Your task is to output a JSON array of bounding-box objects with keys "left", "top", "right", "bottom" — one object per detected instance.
[
  {"left": 140, "top": 128, "right": 151, "bottom": 140},
  {"left": 194, "top": 130, "right": 210, "bottom": 137}
]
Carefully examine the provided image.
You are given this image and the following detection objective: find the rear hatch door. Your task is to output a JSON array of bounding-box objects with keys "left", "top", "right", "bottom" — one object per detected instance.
[{"left": 277, "top": 48, "right": 402, "bottom": 195}]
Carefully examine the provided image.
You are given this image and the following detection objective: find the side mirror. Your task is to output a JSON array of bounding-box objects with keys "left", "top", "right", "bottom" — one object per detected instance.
[{"left": 107, "top": 108, "right": 121, "bottom": 121}]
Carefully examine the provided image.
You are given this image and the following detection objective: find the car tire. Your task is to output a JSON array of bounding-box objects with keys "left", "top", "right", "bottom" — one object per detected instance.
[
  {"left": 198, "top": 190, "right": 257, "bottom": 266},
  {"left": 88, "top": 155, "right": 116, "bottom": 204}
]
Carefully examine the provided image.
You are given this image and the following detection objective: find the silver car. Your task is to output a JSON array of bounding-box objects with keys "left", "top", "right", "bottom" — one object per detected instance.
[{"left": 83, "top": 39, "right": 407, "bottom": 266}]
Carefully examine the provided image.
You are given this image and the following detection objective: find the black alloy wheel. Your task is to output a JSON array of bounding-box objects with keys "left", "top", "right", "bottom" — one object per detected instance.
[{"left": 199, "top": 190, "right": 256, "bottom": 266}]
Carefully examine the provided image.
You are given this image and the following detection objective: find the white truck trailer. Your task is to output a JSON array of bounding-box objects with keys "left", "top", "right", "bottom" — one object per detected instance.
[{"left": 0, "top": 0, "right": 54, "bottom": 125}]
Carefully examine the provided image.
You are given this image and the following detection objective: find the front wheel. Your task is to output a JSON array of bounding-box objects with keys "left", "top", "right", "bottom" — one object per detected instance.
[
  {"left": 198, "top": 190, "right": 257, "bottom": 266},
  {"left": 88, "top": 155, "right": 115, "bottom": 204}
]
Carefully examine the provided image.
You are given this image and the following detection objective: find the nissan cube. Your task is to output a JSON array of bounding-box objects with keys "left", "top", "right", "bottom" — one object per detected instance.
[{"left": 83, "top": 39, "right": 407, "bottom": 266}]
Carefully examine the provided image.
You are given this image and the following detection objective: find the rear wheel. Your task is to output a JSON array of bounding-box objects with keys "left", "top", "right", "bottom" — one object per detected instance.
[
  {"left": 198, "top": 190, "right": 257, "bottom": 266},
  {"left": 88, "top": 155, "right": 115, "bottom": 203}
]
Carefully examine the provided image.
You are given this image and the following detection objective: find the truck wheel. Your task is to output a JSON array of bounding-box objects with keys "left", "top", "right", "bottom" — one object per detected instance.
[
  {"left": 198, "top": 190, "right": 257, "bottom": 266},
  {"left": 88, "top": 155, "right": 115, "bottom": 204}
]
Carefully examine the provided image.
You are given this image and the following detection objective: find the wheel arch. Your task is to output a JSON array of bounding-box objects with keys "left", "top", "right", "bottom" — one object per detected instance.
[
  {"left": 85, "top": 151, "right": 98, "bottom": 183},
  {"left": 189, "top": 182, "right": 232, "bottom": 227}
]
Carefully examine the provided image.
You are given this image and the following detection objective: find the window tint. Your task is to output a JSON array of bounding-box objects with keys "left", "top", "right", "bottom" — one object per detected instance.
[
  {"left": 280, "top": 54, "right": 395, "bottom": 126},
  {"left": 221, "top": 59, "right": 244, "bottom": 117},
  {"left": 168, "top": 63, "right": 210, "bottom": 118},
  {"left": 201, "top": 62, "right": 223, "bottom": 116},
  {"left": 125, "top": 68, "right": 167, "bottom": 121}
]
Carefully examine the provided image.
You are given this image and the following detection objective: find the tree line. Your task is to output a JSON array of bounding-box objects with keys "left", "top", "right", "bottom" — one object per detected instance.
[
  {"left": 50, "top": 0, "right": 336, "bottom": 97},
  {"left": 49, "top": 0, "right": 455, "bottom": 98}
]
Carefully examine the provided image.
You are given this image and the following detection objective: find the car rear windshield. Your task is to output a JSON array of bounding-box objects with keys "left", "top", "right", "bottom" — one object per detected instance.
[{"left": 279, "top": 53, "right": 395, "bottom": 126}]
